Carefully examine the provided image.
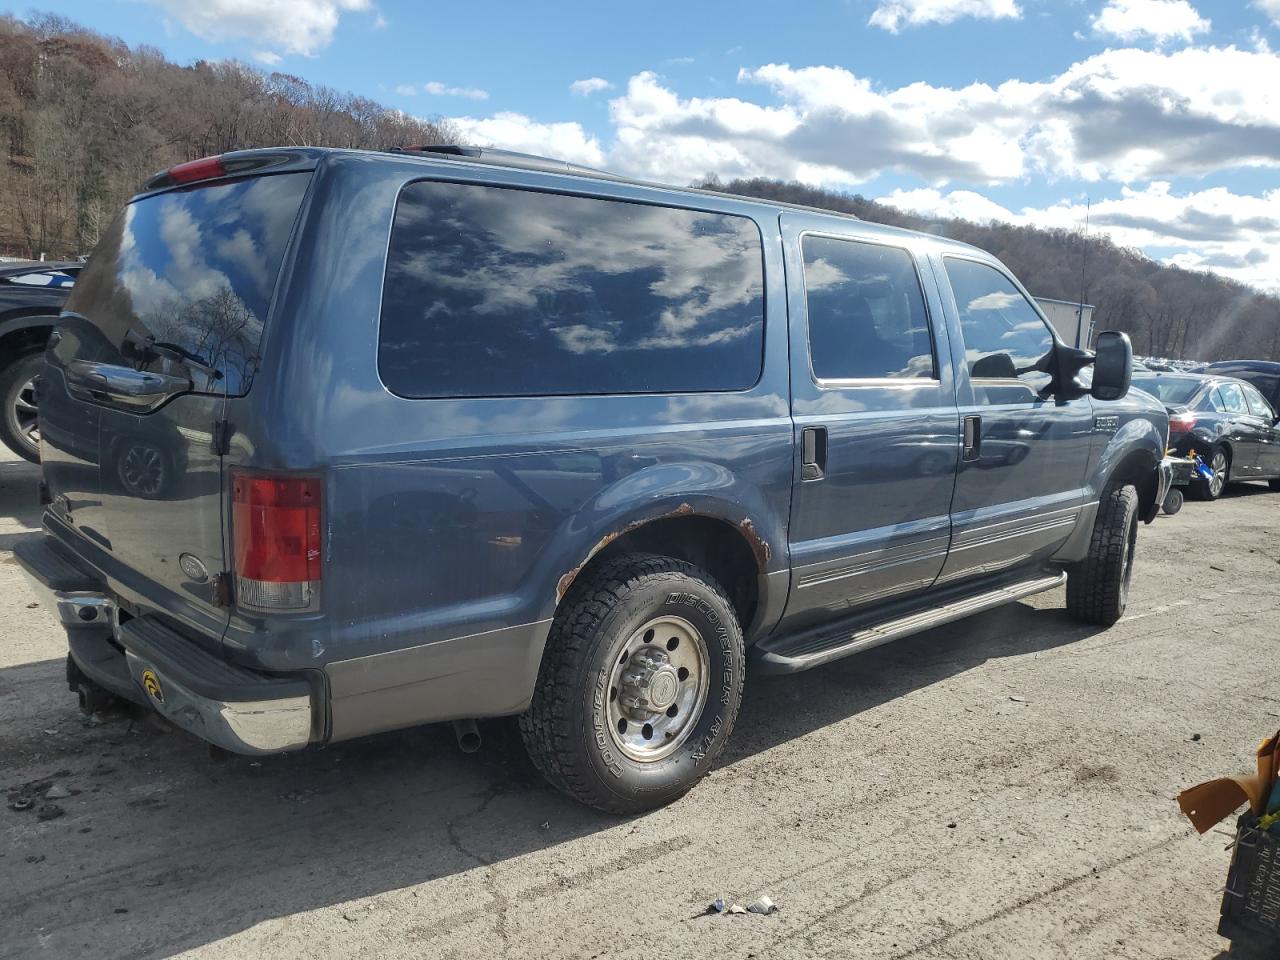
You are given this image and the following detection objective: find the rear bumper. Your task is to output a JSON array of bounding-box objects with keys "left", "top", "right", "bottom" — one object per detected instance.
[{"left": 14, "top": 534, "right": 316, "bottom": 756}]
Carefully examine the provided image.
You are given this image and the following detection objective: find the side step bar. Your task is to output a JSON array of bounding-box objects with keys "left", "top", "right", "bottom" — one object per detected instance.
[{"left": 755, "top": 570, "right": 1067, "bottom": 674}]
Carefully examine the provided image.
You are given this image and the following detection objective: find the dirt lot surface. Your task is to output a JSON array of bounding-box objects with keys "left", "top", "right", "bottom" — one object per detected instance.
[{"left": 2, "top": 445, "right": 1278, "bottom": 960}]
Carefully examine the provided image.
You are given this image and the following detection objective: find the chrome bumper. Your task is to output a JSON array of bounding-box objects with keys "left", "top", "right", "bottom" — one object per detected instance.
[
  {"left": 19, "top": 563, "right": 312, "bottom": 756},
  {"left": 124, "top": 650, "right": 312, "bottom": 755}
]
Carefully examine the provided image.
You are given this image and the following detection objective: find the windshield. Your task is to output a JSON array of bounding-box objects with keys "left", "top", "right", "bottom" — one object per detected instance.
[
  {"left": 60, "top": 172, "right": 310, "bottom": 395},
  {"left": 1132, "top": 375, "right": 1203, "bottom": 406}
]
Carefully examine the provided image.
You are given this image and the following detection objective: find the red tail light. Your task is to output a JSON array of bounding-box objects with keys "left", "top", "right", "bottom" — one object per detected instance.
[
  {"left": 1168, "top": 412, "right": 1197, "bottom": 437},
  {"left": 232, "top": 472, "right": 322, "bottom": 611},
  {"left": 167, "top": 155, "right": 227, "bottom": 185}
]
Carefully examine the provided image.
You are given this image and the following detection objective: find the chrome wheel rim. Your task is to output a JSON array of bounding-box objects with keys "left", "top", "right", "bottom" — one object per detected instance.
[
  {"left": 1210, "top": 451, "right": 1227, "bottom": 497},
  {"left": 605, "top": 615, "right": 710, "bottom": 763},
  {"left": 11, "top": 375, "right": 39, "bottom": 456},
  {"left": 119, "top": 444, "right": 165, "bottom": 496},
  {"left": 1120, "top": 514, "right": 1137, "bottom": 608}
]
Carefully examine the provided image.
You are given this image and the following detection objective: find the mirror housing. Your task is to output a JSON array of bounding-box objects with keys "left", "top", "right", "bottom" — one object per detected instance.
[{"left": 1091, "top": 331, "right": 1133, "bottom": 401}]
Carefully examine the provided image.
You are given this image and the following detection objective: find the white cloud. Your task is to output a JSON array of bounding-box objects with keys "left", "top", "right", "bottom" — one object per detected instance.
[
  {"left": 138, "top": 0, "right": 372, "bottom": 57},
  {"left": 882, "top": 182, "right": 1280, "bottom": 291},
  {"left": 570, "top": 77, "right": 614, "bottom": 97},
  {"left": 587, "top": 46, "right": 1280, "bottom": 188},
  {"left": 1091, "top": 0, "right": 1210, "bottom": 45},
  {"left": 252, "top": 50, "right": 282, "bottom": 66},
  {"left": 450, "top": 112, "right": 606, "bottom": 168},
  {"left": 869, "top": 0, "right": 1021, "bottom": 33},
  {"left": 1255, "top": 0, "right": 1280, "bottom": 25},
  {"left": 394, "top": 84, "right": 417, "bottom": 97},
  {"left": 424, "top": 81, "right": 489, "bottom": 100}
]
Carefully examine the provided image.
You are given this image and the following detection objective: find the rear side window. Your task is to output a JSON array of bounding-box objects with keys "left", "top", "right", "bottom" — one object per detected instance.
[
  {"left": 944, "top": 257, "right": 1055, "bottom": 401},
  {"left": 378, "top": 182, "right": 765, "bottom": 398},
  {"left": 801, "top": 236, "right": 935, "bottom": 381},
  {"left": 1217, "top": 382, "right": 1249, "bottom": 414},
  {"left": 62, "top": 173, "right": 310, "bottom": 395},
  {"left": 1241, "top": 383, "right": 1276, "bottom": 419}
]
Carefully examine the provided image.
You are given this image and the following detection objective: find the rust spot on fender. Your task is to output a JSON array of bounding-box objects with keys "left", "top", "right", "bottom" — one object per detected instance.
[
  {"left": 555, "top": 503, "right": 699, "bottom": 602},
  {"left": 738, "top": 516, "right": 771, "bottom": 567}
]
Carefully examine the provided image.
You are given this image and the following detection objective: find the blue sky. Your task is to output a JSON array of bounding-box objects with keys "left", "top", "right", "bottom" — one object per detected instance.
[{"left": 21, "top": 0, "right": 1280, "bottom": 290}]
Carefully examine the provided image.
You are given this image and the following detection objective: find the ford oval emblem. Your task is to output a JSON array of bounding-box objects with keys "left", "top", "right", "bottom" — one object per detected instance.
[{"left": 179, "top": 553, "right": 209, "bottom": 583}]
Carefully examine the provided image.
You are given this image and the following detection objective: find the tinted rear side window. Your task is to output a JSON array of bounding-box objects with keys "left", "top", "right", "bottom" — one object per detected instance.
[
  {"left": 379, "top": 182, "right": 765, "bottom": 398},
  {"left": 801, "top": 235, "right": 934, "bottom": 381},
  {"left": 62, "top": 173, "right": 310, "bottom": 395}
]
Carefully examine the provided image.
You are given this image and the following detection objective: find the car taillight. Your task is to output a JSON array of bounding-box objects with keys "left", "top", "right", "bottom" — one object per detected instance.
[
  {"left": 232, "top": 472, "right": 321, "bottom": 611},
  {"left": 1168, "top": 412, "right": 1197, "bottom": 437},
  {"left": 167, "top": 155, "right": 227, "bottom": 184}
]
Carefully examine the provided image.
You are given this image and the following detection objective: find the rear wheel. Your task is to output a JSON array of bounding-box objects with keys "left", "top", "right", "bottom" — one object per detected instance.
[
  {"left": 519, "top": 554, "right": 745, "bottom": 814},
  {"left": 1269, "top": 478, "right": 1280, "bottom": 492},
  {"left": 1190, "top": 446, "right": 1229, "bottom": 501},
  {"left": 0, "top": 351, "right": 43, "bottom": 463},
  {"left": 1066, "top": 484, "right": 1139, "bottom": 626},
  {"left": 1162, "top": 487, "right": 1184, "bottom": 515}
]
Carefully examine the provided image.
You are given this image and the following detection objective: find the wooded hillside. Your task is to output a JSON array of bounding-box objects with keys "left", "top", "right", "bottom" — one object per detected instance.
[
  {"left": 0, "top": 14, "right": 454, "bottom": 262},
  {"left": 2, "top": 13, "right": 1275, "bottom": 362},
  {"left": 701, "top": 177, "right": 1280, "bottom": 362}
]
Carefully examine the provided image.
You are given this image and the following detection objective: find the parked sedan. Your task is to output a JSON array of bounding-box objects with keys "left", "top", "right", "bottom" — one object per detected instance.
[
  {"left": 0, "top": 260, "right": 80, "bottom": 462},
  {"left": 1201, "top": 360, "right": 1280, "bottom": 412},
  {"left": 1133, "top": 372, "right": 1280, "bottom": 499}
]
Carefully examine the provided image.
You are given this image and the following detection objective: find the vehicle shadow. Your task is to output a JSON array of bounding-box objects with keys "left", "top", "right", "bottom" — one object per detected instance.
[{"left": 0, "top": 594, "right": 1103, "bottom": 959}]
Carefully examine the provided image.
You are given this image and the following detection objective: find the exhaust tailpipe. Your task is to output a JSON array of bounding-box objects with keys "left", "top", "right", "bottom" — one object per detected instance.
[{"left": 452, "top": 718, "right": 481, "bottom": 753}]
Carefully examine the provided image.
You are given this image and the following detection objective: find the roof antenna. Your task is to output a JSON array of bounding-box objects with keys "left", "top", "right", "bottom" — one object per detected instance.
[{"left": 1078, "top": 196, "right": 1091, "bottom": 345}]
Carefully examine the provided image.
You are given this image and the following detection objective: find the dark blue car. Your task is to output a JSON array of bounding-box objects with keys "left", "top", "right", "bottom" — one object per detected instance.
[{"left": 16, "top": 146, "right": 1169, "bottom": 812}]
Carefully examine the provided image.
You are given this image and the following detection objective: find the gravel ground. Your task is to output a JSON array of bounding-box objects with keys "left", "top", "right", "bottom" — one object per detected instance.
[{"left": 2, "top": 444, "right": 1278, "bottom": 960}]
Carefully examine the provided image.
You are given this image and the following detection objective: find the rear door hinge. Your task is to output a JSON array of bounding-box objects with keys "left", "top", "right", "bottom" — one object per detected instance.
[
  {"left": 211, "top": 418, "right": 233, "bottom": 456},
  {"left": 212, "top": 572, "right": 234, "bottom": 608}
]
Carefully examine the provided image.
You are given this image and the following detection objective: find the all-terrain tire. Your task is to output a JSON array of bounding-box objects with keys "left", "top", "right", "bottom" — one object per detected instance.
[
  {"left": 519, "top": 553, "right": 745, "bottom": 814},
  {"left": 0, "top": 350, "right": 43, "bottom": 463},
  {"left": 1066, "top": 483, "right": 1139, "bottom": 627},
  {"left": 1269, "top": 478, "right": 1280, "bottom": 492}
]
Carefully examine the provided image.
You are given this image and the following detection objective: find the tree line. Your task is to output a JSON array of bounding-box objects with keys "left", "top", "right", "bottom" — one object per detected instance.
[
  {"left": 0, "top": 14, "right": 455, "bottom": 262},
  {"left": 2, "top": 13, "right": 1275, "bottom": 362},
  {"left": 699, "top": 177, "right": 1280, "bottom": 362}
]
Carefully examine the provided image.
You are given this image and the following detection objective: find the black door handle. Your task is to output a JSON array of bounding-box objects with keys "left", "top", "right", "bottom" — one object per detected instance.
[
  {"left": 963, "top": 415, "right": 982, "bottom": 461},
  {"left": 801, "top": 426, "right": 827, "bottom": 481}
]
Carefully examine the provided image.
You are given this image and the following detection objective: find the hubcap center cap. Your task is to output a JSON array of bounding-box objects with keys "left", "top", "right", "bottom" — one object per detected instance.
[{"left": 619, "top": 648, "right": 680, "bottom": 717}]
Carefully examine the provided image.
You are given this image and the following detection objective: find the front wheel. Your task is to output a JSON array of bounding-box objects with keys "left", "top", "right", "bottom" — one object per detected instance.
[
  {"left": 1066, "top": 484, "right": 1139, "bottom": 626},
  {"left": 0, "top": 351, "right": 44, "bottom": 464},
  {"left": 520, "top": 554, "right": 745, "bottom": 814}
]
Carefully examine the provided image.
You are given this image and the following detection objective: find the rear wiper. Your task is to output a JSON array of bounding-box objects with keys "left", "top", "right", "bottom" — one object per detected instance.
[{"left": 124, "top": 329, "right": 224, "bottom": 382}]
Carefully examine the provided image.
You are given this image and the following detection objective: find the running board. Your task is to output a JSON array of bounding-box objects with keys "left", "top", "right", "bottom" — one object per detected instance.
[{"left": 754, "top": 570, "right": 1067, "bottom": 674}]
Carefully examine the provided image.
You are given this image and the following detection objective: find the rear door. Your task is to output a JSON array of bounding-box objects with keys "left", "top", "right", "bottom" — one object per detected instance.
[
  {"left": 40, "top": 170, "right": 311, "bottom": 637},
  {"left": 778, "top": 216, "right": 960, "bottom": 634},
  {"left": 1215, "top": 381, "right": 1261, "bottom": 474}
]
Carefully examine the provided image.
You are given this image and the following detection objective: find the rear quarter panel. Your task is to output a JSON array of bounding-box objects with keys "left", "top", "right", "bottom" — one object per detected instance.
[{"left": 224, "top": 156, "right": 794, "bottom": 684}]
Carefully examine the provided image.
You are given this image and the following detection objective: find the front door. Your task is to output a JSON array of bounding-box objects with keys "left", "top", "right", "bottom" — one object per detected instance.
[
  {"left": 778, "top": 215, "right": 960, "bottom": 635},
  {"left": 933, "top": 255, "right": 1096, "bottom": 586},
  {"left": 1240, "top": 382, "right": 1280, "bottom": 476}
]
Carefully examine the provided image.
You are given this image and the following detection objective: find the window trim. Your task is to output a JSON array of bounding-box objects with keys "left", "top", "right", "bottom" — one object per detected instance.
[
  {"left": 1240, "top": 381, "right": 1276, "bottom": 420},
  {"left": 375, "top": 176, "right": 770, "bottom": 401},
  {"left": 797, "top": 230, "right": 940, "bottom": 389},
  {"left": 1216, "top": 380, "right": 1249, "bottom": 415},
  {"left": 941, "top": 253, "right": 1060, "bottom": 393}
]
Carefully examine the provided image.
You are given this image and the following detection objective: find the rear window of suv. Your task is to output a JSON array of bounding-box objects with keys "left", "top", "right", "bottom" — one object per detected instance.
[
  {"left": 62, "top": 172, "right": 311, "bottom": 395},
  {"left": 378, "top": 181, "right": 766, "bottom": 398}
]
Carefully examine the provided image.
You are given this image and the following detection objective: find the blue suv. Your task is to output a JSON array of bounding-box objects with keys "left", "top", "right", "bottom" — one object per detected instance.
[{"left": 16, "top": 145, "right": 1171, "bottom": 812}]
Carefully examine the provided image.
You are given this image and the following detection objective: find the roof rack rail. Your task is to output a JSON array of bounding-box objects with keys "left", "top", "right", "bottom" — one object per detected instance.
[{"left": 387, "top": 144, "right": 623, "bottom": 181}]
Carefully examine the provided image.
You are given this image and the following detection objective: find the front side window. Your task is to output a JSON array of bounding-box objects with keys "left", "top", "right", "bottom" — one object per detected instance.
[
  {"left": 944, "top": 258, "right": 1055, "bottom": 402},
  {"left": 378, "top": 182, "right": 765, "bottom": 398},
  {"left": 801, "top": 236, "right": 935, "bottom": 381}
]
